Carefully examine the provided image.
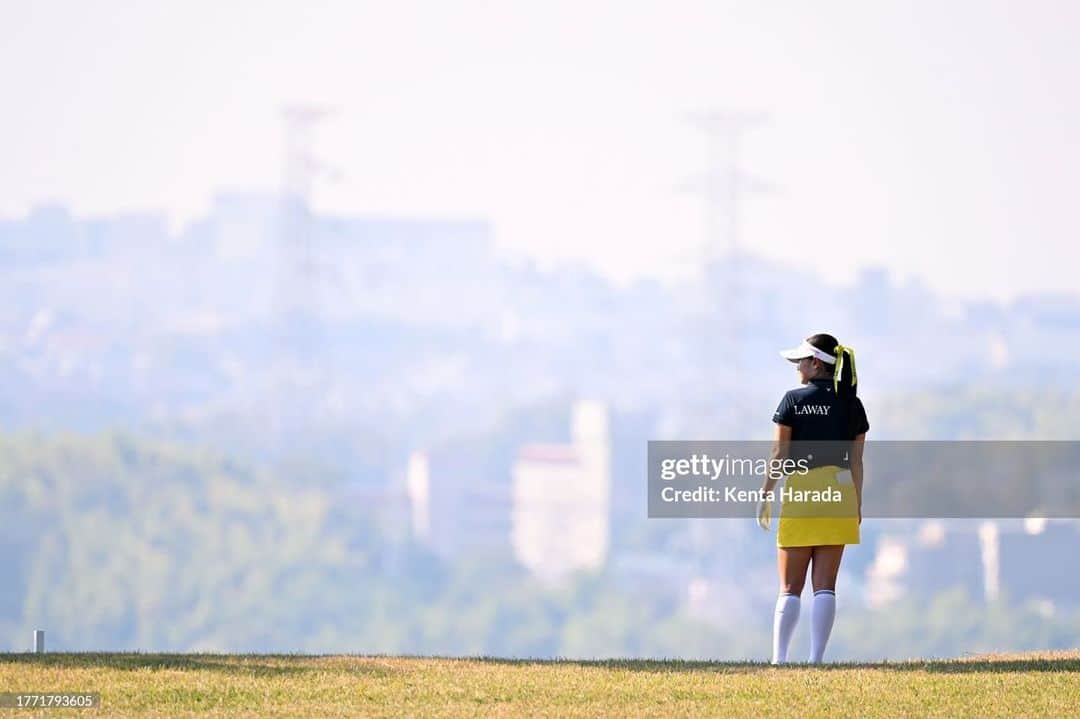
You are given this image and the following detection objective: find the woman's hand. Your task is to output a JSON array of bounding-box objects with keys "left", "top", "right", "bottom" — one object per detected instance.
[{"left": 756, "top": 499, "right": 772, "bottom": 531}]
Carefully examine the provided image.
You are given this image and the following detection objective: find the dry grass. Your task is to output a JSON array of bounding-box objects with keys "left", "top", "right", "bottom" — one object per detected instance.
[{"left": 1, "top": 651, "right": 1077, "bottom": 717}]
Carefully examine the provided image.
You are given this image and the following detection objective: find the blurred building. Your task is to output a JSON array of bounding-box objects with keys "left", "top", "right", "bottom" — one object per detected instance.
[
  {"left": 404, "top": 451, "right": 431, "bottom": 543},
  {"left": 511, "top": 400, "right": 611, "bottom": 583},
  {"left": 404, "top": 447, "right": 513, "bottom": 561},
  {"left": 865, "top": 519, "right": 1080, "bottom": 610},
  {"left": 865, "top": 521, "right": 984, "bottom": 607},
  {"left": 997, "top": 519, "right": 1080, "bottom": 611}
]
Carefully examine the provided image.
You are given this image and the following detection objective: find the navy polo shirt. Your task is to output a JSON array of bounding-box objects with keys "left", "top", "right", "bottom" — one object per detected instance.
[{"left": 772, "top": 376, "right": 869, "bottom": 467}]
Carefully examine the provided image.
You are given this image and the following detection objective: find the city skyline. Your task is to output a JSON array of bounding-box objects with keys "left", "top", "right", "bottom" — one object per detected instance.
[{"left": 3, "top": 1, "right": 1078, "bottom": 301}]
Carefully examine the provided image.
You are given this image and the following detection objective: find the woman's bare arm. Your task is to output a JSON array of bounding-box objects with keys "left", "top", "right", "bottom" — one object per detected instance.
[
  {"left": 761, "top": 423, "right": 792, "bottom": 494},
  {"left": 851, "top": 432, "right": 866, "bottom": 523}
]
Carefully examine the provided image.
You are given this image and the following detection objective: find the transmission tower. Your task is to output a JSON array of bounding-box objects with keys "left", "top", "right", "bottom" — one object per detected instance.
[
  {"left": 678, "top": 112, "right": 772, "bottom": 596},
  {"left": 274, "top": 105, "right": 339, "bottom": 438},
  {"left": 683, "top": 111, "right": 770, "bottom": 437},
  {"left": 278, "top": 105, "right": 336, "bottom": 322}
]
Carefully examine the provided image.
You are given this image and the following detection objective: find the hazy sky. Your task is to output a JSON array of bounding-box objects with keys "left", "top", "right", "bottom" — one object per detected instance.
[{"left": 1, "top": 1, "right": 1076, "bottom": 300}]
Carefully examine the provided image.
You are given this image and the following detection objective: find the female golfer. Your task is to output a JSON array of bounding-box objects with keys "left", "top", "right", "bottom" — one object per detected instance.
[{"left": 757, "top": 333, "right": 867, "bottom": 664}]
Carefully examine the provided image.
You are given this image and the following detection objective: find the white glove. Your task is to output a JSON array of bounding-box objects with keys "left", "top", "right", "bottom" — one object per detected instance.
[{"left": 756, "top": 499, "right": 772, "bottom": 531}]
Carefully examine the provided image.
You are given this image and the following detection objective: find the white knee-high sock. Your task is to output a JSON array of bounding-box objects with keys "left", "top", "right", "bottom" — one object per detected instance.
[
  {"left": 772, "top": 592, "right": 801, "bottom": 664},
  {"left": 809, "top": 589, "right": 836, "bottom": 663}
]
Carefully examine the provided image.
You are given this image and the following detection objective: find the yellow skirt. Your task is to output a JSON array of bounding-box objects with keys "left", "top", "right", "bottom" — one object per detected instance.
[{"left": 777, "top": 465, "right": 860, "bottom": 547}]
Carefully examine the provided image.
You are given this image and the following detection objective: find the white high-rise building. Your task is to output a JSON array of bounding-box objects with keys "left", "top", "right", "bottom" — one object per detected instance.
[
  {"left": 405, "top": 451, "right": 431, "bottom": 543},
  {"left": 511, "top": 400, "right": 611, "bottom": 583}
]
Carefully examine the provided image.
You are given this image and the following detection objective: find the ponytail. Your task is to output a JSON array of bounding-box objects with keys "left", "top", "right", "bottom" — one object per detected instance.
[
  {"left": 833, "top": 343, "right": 860, "bottom": 438},
  {"left": 832, "top": 344, "right": 857, "bottom": 398},
  {"left": 806, "top": 333, "right": 861, "bottom": 438}
]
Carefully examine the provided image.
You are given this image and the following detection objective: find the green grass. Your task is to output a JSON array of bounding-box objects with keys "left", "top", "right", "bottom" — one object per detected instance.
[{"left": 1, "top": 651, "right": 1077, "bottom": 717}]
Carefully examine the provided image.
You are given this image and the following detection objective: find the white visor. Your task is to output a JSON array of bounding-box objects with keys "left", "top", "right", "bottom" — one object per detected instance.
[{"left": 779, "top": 340, "right": 836, "bottom": 364}]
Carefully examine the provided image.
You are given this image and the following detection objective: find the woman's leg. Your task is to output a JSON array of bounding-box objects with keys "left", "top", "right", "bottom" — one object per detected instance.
[
  {"left": 773, "top": 547, "right": 812, "bottom": 663},
  {"left": 780, "top": 546, "right": 813, "bottom": 595},
  {"left": 808, "top": 545, "right": 845, "bottom": 663}
]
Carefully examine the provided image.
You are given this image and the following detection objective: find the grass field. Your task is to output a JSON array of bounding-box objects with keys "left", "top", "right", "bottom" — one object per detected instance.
[{"left": 1, "top": 651, "right": 1077, "bottom": 717}]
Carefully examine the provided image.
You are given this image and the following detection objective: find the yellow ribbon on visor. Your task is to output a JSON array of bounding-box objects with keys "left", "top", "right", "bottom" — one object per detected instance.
[{"left": 833, "top": 344, "right": 857, "bottom": 393}]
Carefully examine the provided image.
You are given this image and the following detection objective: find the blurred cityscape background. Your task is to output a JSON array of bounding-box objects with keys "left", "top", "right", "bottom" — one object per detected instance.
[{"left": 1, "top": 1, "right": 1078, "bottom": 659}]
